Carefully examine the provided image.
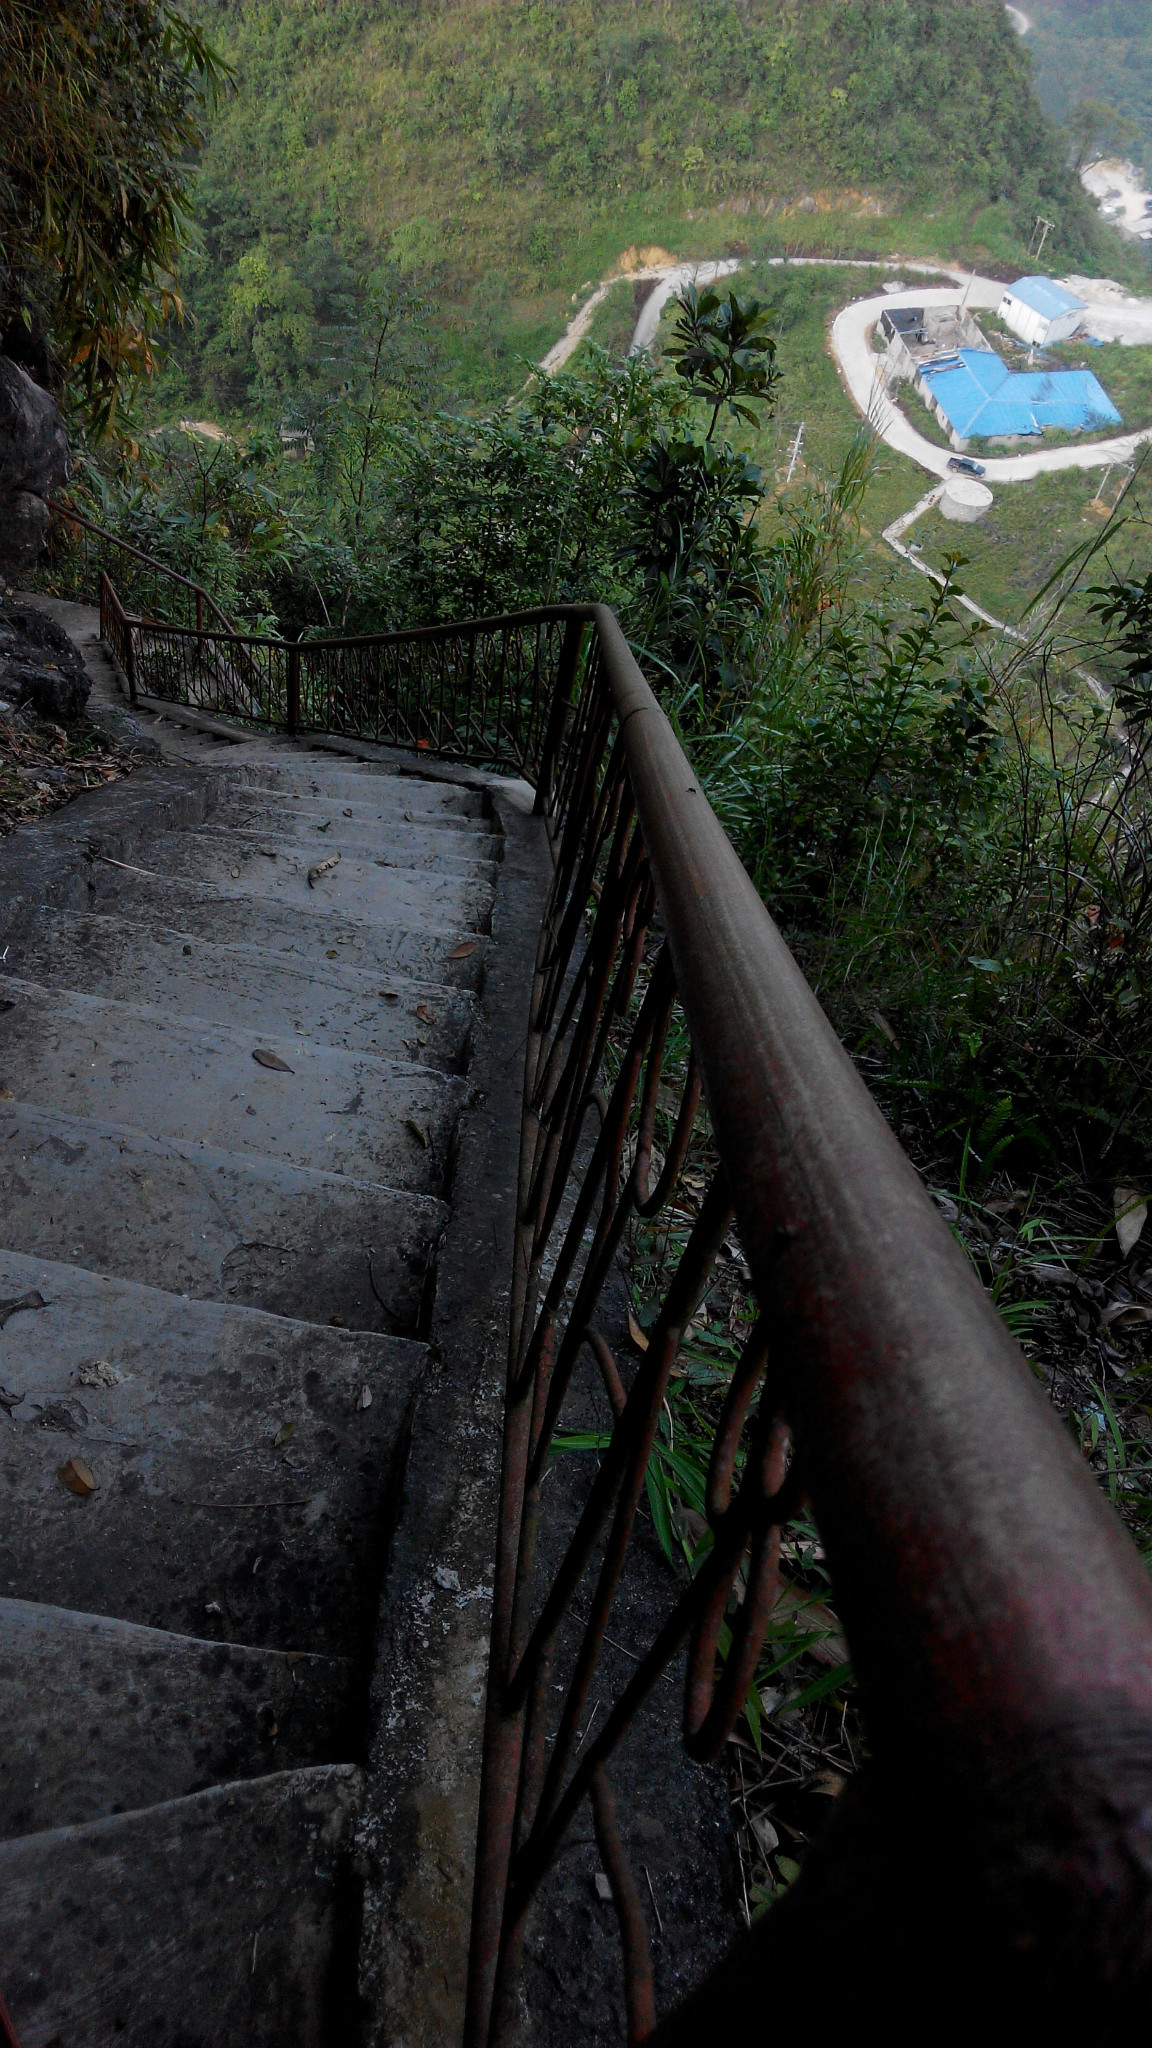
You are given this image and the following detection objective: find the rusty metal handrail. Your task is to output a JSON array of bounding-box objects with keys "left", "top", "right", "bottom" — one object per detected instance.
[
  {"left": 47, "top": 503, "right": 241, "bottom": 637},
  {"left": 73, "top": 565, "right": 1152, "bottom": 2033},
  {"left": 465, "top": 604, "right": 1152, "bottom": 2040}
]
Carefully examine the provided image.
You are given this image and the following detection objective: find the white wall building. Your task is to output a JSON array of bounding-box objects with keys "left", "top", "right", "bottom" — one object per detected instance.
[{"left": 999, "top": 276, "right": 1087, "bottom": 347}]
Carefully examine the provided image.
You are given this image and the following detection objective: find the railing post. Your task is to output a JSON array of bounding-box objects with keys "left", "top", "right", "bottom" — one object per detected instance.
[
  {"left": 533, "top": 614, "right": 587, "bottom": 817},
  {"left": 286, "top": 641, "right": 301, "bottom": 735},
  {"left": 122, "top": 620, "right": 138, "bottom": 705}
]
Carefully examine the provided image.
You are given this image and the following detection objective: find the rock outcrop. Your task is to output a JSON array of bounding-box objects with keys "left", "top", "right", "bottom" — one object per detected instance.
[
  {"left": 0, "top": 597, "right": 90, "bottom": 723},
  {"left": 0, "top": 357, "right": 69, "bottom": 577}
]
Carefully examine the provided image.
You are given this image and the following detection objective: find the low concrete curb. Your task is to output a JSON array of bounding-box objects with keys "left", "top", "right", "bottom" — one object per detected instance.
[{"left": 358, "top": 787, "right": 551, "bottom": 2048}]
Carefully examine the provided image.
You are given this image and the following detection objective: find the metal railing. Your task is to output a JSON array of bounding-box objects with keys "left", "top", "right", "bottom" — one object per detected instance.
[{"left": 88, "top": 570, "right": 1152, "bottom": 2037}]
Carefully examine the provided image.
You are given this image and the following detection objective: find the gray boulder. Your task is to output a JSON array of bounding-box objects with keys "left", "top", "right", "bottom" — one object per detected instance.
[
  {"left": 0, "top": 358, "right": 70, "bottom": 576},
  {"left": 0, "top": 600, "right": 90, "bottom": 723}
]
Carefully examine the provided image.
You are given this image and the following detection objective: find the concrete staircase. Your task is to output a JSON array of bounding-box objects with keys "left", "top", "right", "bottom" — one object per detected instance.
[{"left": 0, "top": 638, "right": 541, "bottom": 2044}]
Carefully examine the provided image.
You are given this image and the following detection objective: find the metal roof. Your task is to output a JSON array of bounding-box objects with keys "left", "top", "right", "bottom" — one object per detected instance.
[
  {"left": 1003, "top": 276, "right": 1087, "bottom": 320},
  {"left": 918, "top": 349, "right": 1121, "bottom": 439}
]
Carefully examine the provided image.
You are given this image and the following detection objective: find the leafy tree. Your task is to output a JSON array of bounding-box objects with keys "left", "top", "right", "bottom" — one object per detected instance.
[
  {"left": 0, "top": 0, "right": 226, "bottom": 425},
  {"left": 1066, "top": 97, "right": 1142, "bottom": 175}
]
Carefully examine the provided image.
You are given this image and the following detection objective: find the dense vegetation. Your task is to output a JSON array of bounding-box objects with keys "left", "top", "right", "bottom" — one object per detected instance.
[
  {"left": 161, "top": 0, "right": 1105, "bottom": 415},
  {"left": 1028, "top": 1, "right": 1152, "bottom": 171},
  {"left": 0, "top": 1, "right": 224, "bottom": 426}
]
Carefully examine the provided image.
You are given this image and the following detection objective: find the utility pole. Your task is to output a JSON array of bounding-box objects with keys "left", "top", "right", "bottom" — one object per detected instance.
[
  {"left": 785, "top": 422, "right": 805, "bottom": 484},
  {"left": 1029, "top": 215, "right": 1055, "bottom": 259}
]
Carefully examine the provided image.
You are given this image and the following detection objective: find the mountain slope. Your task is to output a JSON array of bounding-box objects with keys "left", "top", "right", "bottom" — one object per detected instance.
[
  {"left": 170, "top": 0, "right": 1099, "bottom": 413},
  {"left": 1026, "top": 2, "right": 1152, "bottom": 169}
]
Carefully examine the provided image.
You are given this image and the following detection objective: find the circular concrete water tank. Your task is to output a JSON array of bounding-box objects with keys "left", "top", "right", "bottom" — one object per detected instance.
[{"left": 940, "top": 476, "right": 993, "bottom": 523}]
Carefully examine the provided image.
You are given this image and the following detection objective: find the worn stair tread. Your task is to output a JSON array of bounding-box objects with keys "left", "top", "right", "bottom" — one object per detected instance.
[
  {"left": 132, "top": 824, "right": 496, "bottom": 929},
  {"left": 0, "top": 1099, "right": 444, "bottom": 1330},
  {"left": 0, "top": 1598, "right": 353, "bottom": 1838},
  {"left": 212, "top": 783, "right": 488, "bottom": 841},
  {"left": 0, "top": 1764, "right": 361, "bottom": 2048},
  {"left": 0, "top": 978, "right": 464, "bottom": 1192},
  {"left": 193, "top": 813, "right": 500, "bottom": 878},
  {"left": 226, "top": 756, "right": 489, "bottom": 813},
  {"left": 5, "top": 908, "right": 474, "bottom": 1064},
  {"left": 0, "top": 1249, "right": 426, "bottom": 1653},
  {"left": 204, "top": 784, "right": 498, "bottom": 850},
  {"left": 84, "top": 862, "right": 490, "bottom": 986}
]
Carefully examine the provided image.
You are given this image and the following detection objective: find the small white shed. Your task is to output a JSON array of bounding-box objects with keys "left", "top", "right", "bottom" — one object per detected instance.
[{"left": 999, "top": 276, "right": 1087, "bottom": 348}]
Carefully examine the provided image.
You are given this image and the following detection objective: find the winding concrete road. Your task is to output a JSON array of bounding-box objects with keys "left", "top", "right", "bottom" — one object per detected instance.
[
  {"left": 830, "top": 277, "right": 1152, "bottom": 481},
  {"left": 540, "top": 253, "right": 1152, "bottom": 485}
]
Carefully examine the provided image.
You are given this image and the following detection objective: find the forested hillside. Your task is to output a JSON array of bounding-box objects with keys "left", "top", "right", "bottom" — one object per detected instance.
[
  {"left": 169, "top": 0, "right": 1097, "bottom": 414},
  {"left": 1027, "top": 2, "right": 1152, "bottom": 169}
]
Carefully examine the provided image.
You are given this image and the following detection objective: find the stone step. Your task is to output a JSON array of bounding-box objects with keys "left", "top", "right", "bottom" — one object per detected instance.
[
  {"left": 0, "top": 1599, "right": 352, "bottom": 1838},
  {"left": 0, "top": 1249, "right": 426, "bottom": 1655},
  {"left": 195, "top": 814, "right": 501, "bottom": 878},
  {"left": 206, "top": 781, "right": 495, "bottom": 846},
  {"left": 136, "top": 824, "right": 496, "bottom": 930},
  {"left": 6, "top": 909, "right": 474, "bottom": 1065},
  {"left": 0, "top": 977, "right": 464, "bottom": 1192},
  {"left": 226, "top": 757, "right": 489, "bottom": 815},
  {"left": 84, "top": 862, "right": 490, "bottom": 989},
  {"left": 0, "top": 1099, "right": 444, "bottom": 1331},
  {"left": 0, "top": 1764, "right": 361, "bottom": 2046}
]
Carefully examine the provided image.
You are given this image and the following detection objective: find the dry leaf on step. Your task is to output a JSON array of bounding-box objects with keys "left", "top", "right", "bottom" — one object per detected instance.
[
  {"left": 415, "top": 1005, "right": 435, "bottom": 1023},
  {"left": 307, "top": 853, "right": 340, "bottom": 887},
  {"left": 1114, "top": 1186, "right": 1147, "bottom": 1257},
  {"left": 253, "top": 1048, "right": 294, "bottom": 1073},
  {"left": 627, "top": 1310, "right": 649, "bottom": 1352},
  {"left": 406, "top": 1119, "right": 428, "bottom": 1148},
  {"left": 447, "top": 942, "right": 475, "bottom": 960},
  {"left": 58, "top": 1457, "right": 95, "bottom": 1496},
  {"left": 273, "top": 1421, "right": 295, "bottom": 1447}
]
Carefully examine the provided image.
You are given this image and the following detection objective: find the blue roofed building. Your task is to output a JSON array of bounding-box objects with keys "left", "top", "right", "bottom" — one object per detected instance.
[
  {"left": 915, "top": 348, "right": 1121, "bottom": 451},
  {"left": 1000, "top": 276, "right": 1087, "bottom": 347}
]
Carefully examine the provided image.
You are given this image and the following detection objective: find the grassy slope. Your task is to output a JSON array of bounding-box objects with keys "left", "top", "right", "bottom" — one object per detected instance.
[{"left": 169, "top": 0, "right": 1104, "bottom": 413}]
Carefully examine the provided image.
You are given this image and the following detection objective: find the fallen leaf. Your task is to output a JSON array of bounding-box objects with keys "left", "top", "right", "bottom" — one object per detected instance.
[
  {"left": 380, "top": 989, "right": 399, "bottom": 1002},
  {"left": 253, "top": 1048, "right": 294, "bottom": 1073},
  {"left": 0, "top": 1289, "right": 45, "bottom": 1327},
  {"left": 325, "top": 949, "right": 339, "bottom": 959},
  {"left": 627, "top": 1309, "right": 649, "bottom": 1352},
  {"left": 867, "top": 1008, "right": 900, "bottom": 1048},
  {"left": 772, "top": 1576, "right": 849, "bottom": 1668},
  {"left": 357, "top": 1385, "right": 372, "bottom": 1410},
  {"left": 273, "top": 1421, "right": 296, "bottom": 1447},
  {"left": 447, "top": 942, "right": 476, "bottom": 960},
  {"left": 405, "top": 1119, "right": 428, "bottom": 1148},
  {"left": 0, "top": 1086, "right": 12, "bottom": 1101},
  {"left": 230, "top": 867, "right": 240, "bottom": 878},
  {"left": 415, "top": 1005, "right": 435, "bottom": 1023},
  {"left": 342, "top": 808, "right": 353, "bottom": 817},
  {"left": 1102, "top": 1301, "right": 1152, "bottom": 1330},
  {"left": 749, "top": 1814, "right": 779, "bottom": 1858},
  {"left": 316, "top": 820, "right": 332, "bottom": 832},
  {"left": 811, "top": 1770, "right": 848, "bottom": 1798},
  {"left": 1115, "top": 1186, "right": 1147, "bottom": 1258},
  {"left": 58, "top": 1457, "right": 95, "bottom": 1496},
  {"left": 307, "top": 853, "right": 341, "bottom": 887}
]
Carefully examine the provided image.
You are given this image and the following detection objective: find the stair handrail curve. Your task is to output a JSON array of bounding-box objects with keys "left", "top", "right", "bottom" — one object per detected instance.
[
  {"left": 45, "top": 501, "right": 243, "bottom": 636},
  {"left": 81, "top": 573, "right": 1152, "bottom": 2035}
]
